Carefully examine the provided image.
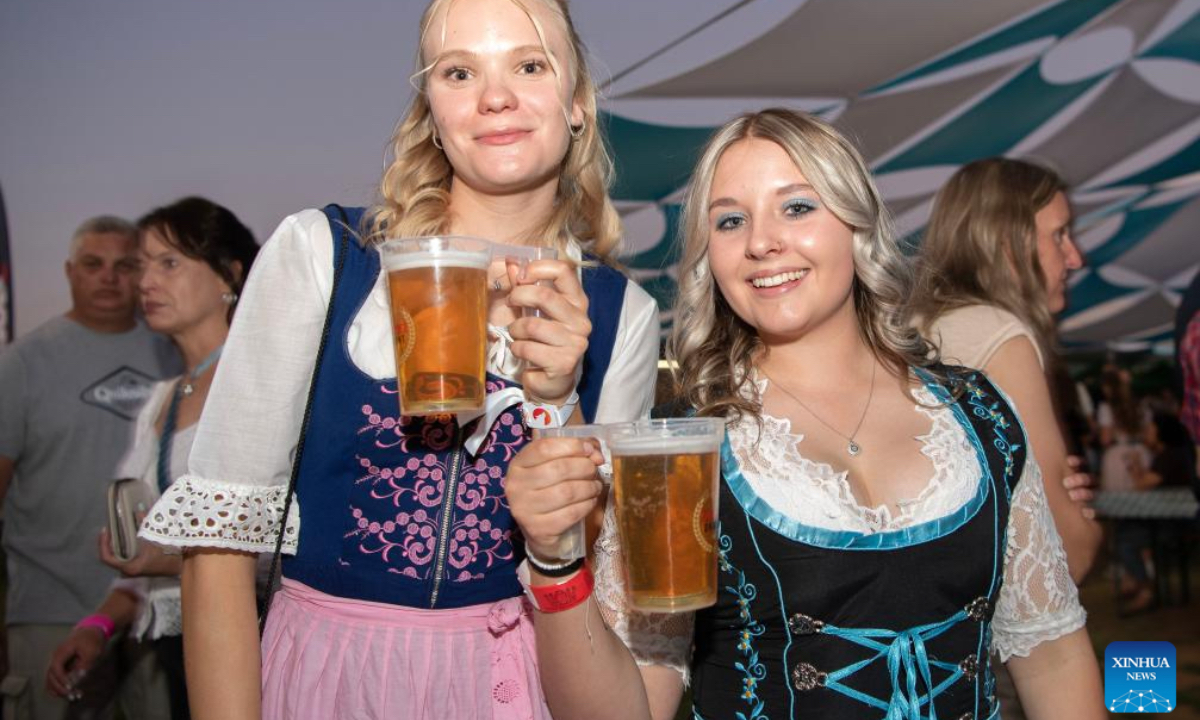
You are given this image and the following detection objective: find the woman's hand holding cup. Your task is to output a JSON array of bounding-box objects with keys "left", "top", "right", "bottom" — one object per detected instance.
[
  {"left": 506, "top": 436, "right": 604, "bottom": 563},
  {"left": 505, "top": 258, "right": 590, "bottom": 406}
]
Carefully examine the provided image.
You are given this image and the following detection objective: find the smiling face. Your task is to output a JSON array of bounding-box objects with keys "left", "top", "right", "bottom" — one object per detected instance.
[
  {"left": 138, "top": 228, "right": 231, "bottom": 337},
  {"left": 706, "top": 137, "right": 859, "bottom": 345},
  {"left": 423, "top": 0, "right": 581, "bottom": 199},
  {"left": 1033, "top": 191, "right": 1083, "bottom": 313}
]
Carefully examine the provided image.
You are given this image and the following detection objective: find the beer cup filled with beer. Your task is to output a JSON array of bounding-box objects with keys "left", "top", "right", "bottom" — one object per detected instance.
[
  {"left": 380, "top": 236, "right": 491, "bottom": 416},
  {"left": 607, "top": 418, "right": 725, "bottom": 612}
]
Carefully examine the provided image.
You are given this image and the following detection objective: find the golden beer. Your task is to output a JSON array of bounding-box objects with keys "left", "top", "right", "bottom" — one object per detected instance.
[
  {"left": 383, "top": 240, "right": 490, "bottom": 415},
  {"left": 609, "top": 420, "right": 724, "bottom": 613}
]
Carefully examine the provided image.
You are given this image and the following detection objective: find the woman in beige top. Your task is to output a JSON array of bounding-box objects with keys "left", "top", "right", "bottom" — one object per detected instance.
[{"left": 911, "top": 158, "right": 1100, "bottom": 583}]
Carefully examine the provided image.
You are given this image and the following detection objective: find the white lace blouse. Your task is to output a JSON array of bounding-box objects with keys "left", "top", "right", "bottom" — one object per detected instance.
[
  {"left": 140, "top": 209, "right": 661, "bottom": 555},
  {"left": 110, "top": 380, "right": 191, "bottom": 640},
  {"left": 594, "top": 382, "right": 1087, "bottom": 682}
]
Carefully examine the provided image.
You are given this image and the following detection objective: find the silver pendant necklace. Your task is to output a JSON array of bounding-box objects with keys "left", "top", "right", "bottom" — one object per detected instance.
[
  {"left": 762, "top": 361, "right": 877, "bottom": 457},
  {"left": 180, "top": 345, "right": 224, "bottom": 397}
]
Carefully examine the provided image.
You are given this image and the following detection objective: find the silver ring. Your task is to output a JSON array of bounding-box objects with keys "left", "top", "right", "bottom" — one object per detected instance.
[{"left": 493, "top": 279, "right": 503, "bottom": 292}]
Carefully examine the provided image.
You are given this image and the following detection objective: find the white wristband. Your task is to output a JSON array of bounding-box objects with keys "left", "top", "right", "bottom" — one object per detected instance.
[{"left": 522, "top": 390, "right": 579, "bottom": 429}]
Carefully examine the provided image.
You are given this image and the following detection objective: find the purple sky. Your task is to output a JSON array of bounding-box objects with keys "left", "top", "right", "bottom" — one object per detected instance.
[{"left": 0, "top": 0, "right": 730, "bottom": 337}]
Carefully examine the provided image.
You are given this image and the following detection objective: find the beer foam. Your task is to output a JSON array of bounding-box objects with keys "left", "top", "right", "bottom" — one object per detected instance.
[
  {"left": 608, "top": 436, "right": 721, "bottom": 456},
  {"left": 384, "top": 250, "right": 490, "bottom": 271}
]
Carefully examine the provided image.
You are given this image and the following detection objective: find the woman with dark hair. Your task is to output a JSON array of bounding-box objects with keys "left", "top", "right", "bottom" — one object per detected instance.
[
  {"left": 46, "top": 196, "right": 258, "bottom": 720},
  {"left": 1138, "top": 411, "right": 1200, "bottom": 490}
]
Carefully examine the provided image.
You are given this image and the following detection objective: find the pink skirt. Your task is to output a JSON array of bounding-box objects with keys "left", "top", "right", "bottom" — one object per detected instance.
[{"left": 261, "top": 579, "right": 554, "bottom": 720}]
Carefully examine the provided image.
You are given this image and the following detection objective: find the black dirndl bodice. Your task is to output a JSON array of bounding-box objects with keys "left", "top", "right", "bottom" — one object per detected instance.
[{"left": 688, "top": 370, "right": 1025, "bottom": 720}]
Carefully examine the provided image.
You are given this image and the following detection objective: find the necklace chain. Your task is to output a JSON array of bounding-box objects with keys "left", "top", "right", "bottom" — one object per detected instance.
[
  {"left": 761, "top": 361, "right": 877, "bottom": 457},
  {"left": 180, "top": 344, "right": 224, "bottom": 397}
]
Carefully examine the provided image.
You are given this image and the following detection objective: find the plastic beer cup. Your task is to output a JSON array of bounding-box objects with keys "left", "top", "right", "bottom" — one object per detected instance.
[
  {"left": 607, "top": 418, "right": 725, "bottom": 612},
  {"left": 380, "top": 236, "right": 491, "bottom": 416},
  {"left": 491, "top": 243, "right": 558, "bottom": 319}
]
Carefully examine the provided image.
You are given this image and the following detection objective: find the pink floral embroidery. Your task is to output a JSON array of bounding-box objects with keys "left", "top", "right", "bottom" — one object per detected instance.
[
  {"left": 347, "top": 506, "right": 438, "bottom": 571},
  {"left": 347, "top": 378, "right": 529, "bottom": 583}
]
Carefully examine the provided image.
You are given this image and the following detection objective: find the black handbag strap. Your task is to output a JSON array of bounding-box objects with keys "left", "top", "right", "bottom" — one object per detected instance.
[{"left": 259, "top": 204, "right": 352, "bottom": 632}]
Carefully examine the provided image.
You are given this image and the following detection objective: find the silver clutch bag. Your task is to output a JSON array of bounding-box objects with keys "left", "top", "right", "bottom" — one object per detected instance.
[{"left": 107, "top": 478, "right": 155, "bottom": 563}]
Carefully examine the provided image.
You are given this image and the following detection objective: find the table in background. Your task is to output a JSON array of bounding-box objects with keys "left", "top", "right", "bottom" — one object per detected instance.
[{"left": 1094, "top": 488, "right": 1199, "bottom": 609}]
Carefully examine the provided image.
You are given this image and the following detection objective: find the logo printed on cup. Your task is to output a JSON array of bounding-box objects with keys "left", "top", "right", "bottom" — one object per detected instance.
[
  {"left": 393, "top": 306, "right": 416, "bottom": 365},
  {"left": 1105, "top": 641, "right": 1176, "bottom": 713},
  {"left": 692, "top": 494, "right": 714, "bottom": 553}
]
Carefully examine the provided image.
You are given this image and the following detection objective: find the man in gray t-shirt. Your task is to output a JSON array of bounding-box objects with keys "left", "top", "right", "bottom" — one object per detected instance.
[{"left": 0, "top": 216, "right": 178, "bottom": 719}]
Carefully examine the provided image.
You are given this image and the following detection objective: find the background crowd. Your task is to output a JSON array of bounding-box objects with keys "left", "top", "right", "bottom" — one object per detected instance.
[{"left": 1, "top": 1, "right": 1198, "bottom": 719}]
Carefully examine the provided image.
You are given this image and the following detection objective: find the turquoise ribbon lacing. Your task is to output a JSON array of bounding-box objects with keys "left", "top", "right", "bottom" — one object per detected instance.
[{"left": 818, "top": 609, "right": 969, "bottom": 720}]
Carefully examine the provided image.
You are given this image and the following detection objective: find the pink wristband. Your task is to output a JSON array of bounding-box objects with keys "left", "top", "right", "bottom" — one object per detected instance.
[{"left": 75, "top": 614, "right": 115, "bottom": 640}]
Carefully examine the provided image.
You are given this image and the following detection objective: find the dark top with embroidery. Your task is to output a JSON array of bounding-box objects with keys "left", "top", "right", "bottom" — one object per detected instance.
[
  {"left": 283, "top": 206, "right": 629, "bottom": 609},
  {"left": 678, "top": 370, "right": 1026, "bottom": 720}
]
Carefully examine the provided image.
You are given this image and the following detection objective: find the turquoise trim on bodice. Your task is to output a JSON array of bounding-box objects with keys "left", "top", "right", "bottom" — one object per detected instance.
[
  {"left": 717, "top": 531, "right": 769, "bottom": 719},
  {"left": 721, "top": 373, "right": 996, "bottom": 550}
]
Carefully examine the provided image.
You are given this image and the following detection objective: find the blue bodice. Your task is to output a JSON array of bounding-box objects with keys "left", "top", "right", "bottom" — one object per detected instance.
[{"left": 283, "top": 206, "right": 628, "bottom": 609}]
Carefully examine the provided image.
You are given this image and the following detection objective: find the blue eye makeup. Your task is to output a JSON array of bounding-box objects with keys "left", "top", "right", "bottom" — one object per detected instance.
[
  {"left": 783, "top": 198, "right": 819, "bottom": 216},
  {"left": 714, "top": 212, "right": 747, "bottom": 231}
]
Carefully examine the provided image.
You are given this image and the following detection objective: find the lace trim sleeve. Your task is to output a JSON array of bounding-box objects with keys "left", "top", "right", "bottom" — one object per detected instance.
[
  {"left": 992, "top": 458, "right": 1087, "bottom": 661},
  {"left": 139, "top": 475, "right": 300, "bottom": 555},
  {"left": 593, "top": 489, "right": 694, "bottom": 684},
  {"left": 138, "top": 581, "right": 183, "bottom": 640}
]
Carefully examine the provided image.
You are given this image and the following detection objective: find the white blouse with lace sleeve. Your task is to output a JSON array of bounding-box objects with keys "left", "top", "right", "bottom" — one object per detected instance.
[
  {"left": 593, "top": 490, "right": 696, "bottom": 682},
  {"left": 140, "top": 209, "right": 660, "bottom": 555},
  {"left": 991, "top": 458, "right": 1087, "bottom": 661},
  {"left": 592, "top": 384, "right": 1086, "bottom": 680}
]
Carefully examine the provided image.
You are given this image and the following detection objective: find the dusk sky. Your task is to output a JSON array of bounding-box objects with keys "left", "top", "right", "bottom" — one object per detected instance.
[{"left": 0, "top": 0, "right": 732, "bottom": 337}]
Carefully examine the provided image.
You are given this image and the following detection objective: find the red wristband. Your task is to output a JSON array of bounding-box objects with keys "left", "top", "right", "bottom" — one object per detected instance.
[
  {"left": 528, "top": 563, "right": 594, "bottom": 613},
  {"left": 75, "top": 613, "right": 115, "bottom": 640}
]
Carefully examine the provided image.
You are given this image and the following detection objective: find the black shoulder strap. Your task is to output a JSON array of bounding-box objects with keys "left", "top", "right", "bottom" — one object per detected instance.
[{"left": 259, "top": 204, "right": 351, "bottom": 631}]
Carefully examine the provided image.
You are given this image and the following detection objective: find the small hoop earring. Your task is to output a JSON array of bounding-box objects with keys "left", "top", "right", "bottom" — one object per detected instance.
[
  {"left": 222, "top": 291, "right": 238, "bottom": 305},
  {"left": 432, "top": 132, "right": 443, "bottom": 150},
  {"left": 569, "top": 120, "right": 585, "bottom": 140}
]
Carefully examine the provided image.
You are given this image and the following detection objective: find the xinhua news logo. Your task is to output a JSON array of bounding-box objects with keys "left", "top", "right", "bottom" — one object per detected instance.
[{"left": 1105, "top": 641, "right": 1176, "bottom": 713}]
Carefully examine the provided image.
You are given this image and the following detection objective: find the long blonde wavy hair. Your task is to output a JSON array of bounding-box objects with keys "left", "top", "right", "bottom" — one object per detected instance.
[
  {"left": 668, "top": 108, "right": 941, "bottom": 421},
  {"left": 364, "top": 0, "right": 620, "bottom": 262},
  {"left": 910, "top": 157, "right": 1067, "bottom": 361}
]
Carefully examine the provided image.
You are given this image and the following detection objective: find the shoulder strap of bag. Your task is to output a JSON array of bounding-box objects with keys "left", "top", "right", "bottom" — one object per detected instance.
[{"left": 259, "top": 204, "right": 352, "bottom": 631}]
